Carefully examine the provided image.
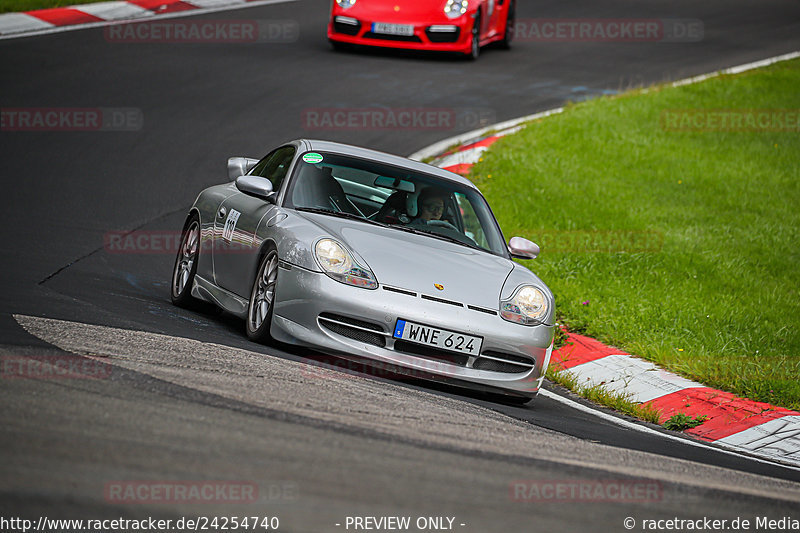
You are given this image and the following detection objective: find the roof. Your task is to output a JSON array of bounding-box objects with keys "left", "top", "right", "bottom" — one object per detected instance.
[{"left": 299, "top": 139, "right": 478, "bottom": 190}]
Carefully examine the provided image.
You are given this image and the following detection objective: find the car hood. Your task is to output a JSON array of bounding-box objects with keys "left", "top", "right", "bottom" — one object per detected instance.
[
  {"left": 346, "top": 1, "right": 452, "bottom": 21},
  {"left": 298, "top": 212, "right": 514, "bottom": 306}
]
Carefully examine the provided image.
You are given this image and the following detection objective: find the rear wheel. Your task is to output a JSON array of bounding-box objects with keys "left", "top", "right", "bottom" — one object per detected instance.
[
  {"left": 171, "top": 215, "right": 200, "bottom": 307},
  {"left": 500, "top": 0, "right": 514, "bottom": 49},
  {"left": 246, "top": 249, "right": 279, "bottom": 342}
]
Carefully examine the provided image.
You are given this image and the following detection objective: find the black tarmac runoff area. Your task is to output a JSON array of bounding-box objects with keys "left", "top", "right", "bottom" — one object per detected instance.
[{"left": 1, "top": 0, "right": 800, "bottom": 531}]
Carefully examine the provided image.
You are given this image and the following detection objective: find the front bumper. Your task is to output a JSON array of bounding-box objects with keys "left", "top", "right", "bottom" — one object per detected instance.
[
  {"left": 271, "top": 262, "right": 554, "bottom": 398},
  {"left": 327, "top": 13, "right": 472, "bottom": 54}
]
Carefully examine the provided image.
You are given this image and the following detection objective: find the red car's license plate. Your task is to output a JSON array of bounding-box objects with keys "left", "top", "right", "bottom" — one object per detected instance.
[{"left": 372, "top": 22, "right": 415, "bottom": 36}]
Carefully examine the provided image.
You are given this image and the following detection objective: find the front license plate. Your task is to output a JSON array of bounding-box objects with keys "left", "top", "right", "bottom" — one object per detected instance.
[
  {"left": 372, "top": 22, "right": 415, "bottom": 36},
  {"left": 393, "top": 319, "right": 482, "bottom": 357}
]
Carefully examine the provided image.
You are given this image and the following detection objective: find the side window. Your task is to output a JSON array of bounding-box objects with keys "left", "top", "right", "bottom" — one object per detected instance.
[
  {"left": 250, "top": 146, "right": 296, "bottom": 191},
  {"left": 455, "top": 192, "right": 489, "bottom": 249}
]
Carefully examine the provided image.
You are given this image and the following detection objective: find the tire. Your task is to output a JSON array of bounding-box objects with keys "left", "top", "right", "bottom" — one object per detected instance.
[
  {"left": 505, "top": 395, "right": 533, "bottom": 406},
  {"left": 171, "top": 214, "right": 201, "bottom": 307},
  {"left": 500, "top": 0, "right": 514, "bottom": 49},
  {"left": 246, "top": 249, "right": 279, "bottom": 343},
  {"left": 481, "top": 390, "right": 533, "bottom": 406},
  {"left": 467, "top": 11, "right": 481, "bottom": 60},
  {"left": 330, "top": 40, "right": 349, "bottom": 52}
]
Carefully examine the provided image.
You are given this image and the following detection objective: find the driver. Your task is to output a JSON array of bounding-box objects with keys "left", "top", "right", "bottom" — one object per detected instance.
[
  {"left": 411, "top": 187, "right": 477, "bottom": 246},
  {"left": 413, "top": 188, "right": 447, "bottom": 225}
]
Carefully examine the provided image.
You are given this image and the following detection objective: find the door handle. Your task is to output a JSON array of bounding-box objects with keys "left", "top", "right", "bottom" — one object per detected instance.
[{"left": 218, "top": 207, "right": 227, "bottom": 219}]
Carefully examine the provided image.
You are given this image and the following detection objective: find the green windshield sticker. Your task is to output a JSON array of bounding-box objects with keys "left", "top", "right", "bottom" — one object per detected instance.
[{"left": 302, "top": 152, "right": 324, "bottom": 164}]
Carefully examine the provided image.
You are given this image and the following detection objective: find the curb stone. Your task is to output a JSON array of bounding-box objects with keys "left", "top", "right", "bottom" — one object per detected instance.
[
  {"left": 415, "top": 50, "right": 800, "bottom": 468},
  {"left": 0, "top": 0, "right": 293, "bottom": 38}
]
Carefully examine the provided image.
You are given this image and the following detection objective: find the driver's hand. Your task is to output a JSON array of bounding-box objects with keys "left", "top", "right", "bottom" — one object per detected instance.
[{"left": 427, "top": 219, "right": 457, "bottom": 230}]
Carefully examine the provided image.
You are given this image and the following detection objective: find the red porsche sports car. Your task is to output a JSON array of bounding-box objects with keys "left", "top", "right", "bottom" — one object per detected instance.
[{"left": 328, "top": 0, "right": 515, "bottom": 59}]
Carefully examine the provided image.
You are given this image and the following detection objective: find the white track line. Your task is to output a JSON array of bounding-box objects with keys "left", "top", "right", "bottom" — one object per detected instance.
[
  {"left": 409, "top": 50, "right": 800, "bottom": 162},
  {"left": 15, "top": 312, "right": 800, "bottom": 490},
  {"left": 434, "top": 145, "right": 490, "bottom": 169},
  {"left": 671, "top": 50, "right": 800, "bottom": 87},
  {"left": 539, "top": 389, "right": 800, "bottom": 472},
  {"left": 415, "top": 49, "right": 800, "bottom": 470},
  {"left": 409, "top": 108, "right": 563, "bottom": 162}
]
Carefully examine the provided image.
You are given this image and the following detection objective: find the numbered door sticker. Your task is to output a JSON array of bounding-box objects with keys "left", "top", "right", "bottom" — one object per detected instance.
[{"left": 222, "top": 209, "right": 241, "bottom": 242}]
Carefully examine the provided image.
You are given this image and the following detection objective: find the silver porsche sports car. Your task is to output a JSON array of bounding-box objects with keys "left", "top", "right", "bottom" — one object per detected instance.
[{"left": 172, "top": 139, "right": 554, "bottom": 401}]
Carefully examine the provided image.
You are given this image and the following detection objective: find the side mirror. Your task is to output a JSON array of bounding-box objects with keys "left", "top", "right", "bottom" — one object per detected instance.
[
  {"left": 508, "top": 236, "right": 539, "bottom": 259},
  {"left": 235, "top": 175, "right": 275, "bottom": 202},
  {"left": 227, "top": 157, "right": 259, "bottom": 181}
]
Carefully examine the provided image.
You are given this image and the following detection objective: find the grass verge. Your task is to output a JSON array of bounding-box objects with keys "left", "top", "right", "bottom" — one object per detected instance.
[
  {"left": 475, "top": 58, "right": 800, "bottom": 410},
  {"left": 546, "top": 366, "right": 662, "bottom": 424}
]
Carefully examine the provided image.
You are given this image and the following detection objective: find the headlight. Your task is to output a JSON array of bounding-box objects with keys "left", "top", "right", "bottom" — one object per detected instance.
[
  {"left": 443, "top": 0, "right": 468, "bottom": 18},
  {"left": 500, "top": 285, "right": 549, "bottom": 325},
  {"left": 336, "top": 0, "right": 356, "bottom": 9},
  {"left": 315, "top": 239, "right": 377, "bottom": 289}
]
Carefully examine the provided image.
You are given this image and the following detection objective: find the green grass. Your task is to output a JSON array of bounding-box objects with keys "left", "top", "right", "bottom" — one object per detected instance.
[
  {"left": 475, "top": 59, "right": 800, "bottom": 411},
  {"left": 2, "top": 0, "right": 116, "bottom": 13},
  {"left": 546, "top": 367, "right": 663, "bottom": 424},
  {"left": 662, "top": 413, "right": 707, "bottom": 431}
]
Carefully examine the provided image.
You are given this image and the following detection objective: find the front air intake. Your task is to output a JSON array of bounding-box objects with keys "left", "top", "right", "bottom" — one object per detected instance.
[{"left": 318, "top": 313, "right": 386, "bottom": 347}]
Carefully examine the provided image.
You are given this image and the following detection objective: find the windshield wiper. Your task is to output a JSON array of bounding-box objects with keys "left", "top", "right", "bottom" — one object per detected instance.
[
  {"left": 296, "top": 207, "right": 485, "bottom": 252},
  {"left": 294, "top": 207, "right": 389, "bottom": 228},
  {"left": 422, "top": 231, "right": 484, "bottom": 252},
  {"left": 388, "top": 224, "right": 484, "bottom": 252}
]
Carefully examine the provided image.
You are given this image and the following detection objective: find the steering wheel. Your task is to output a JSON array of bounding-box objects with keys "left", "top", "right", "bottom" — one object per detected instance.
[{"left": 426, "top": 219, "right": 457, "bottom": 230}]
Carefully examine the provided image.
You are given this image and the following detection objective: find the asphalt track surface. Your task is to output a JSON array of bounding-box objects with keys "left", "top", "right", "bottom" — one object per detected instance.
[{"left": 2, "top": 0, "right": 800, "bottom": 530}]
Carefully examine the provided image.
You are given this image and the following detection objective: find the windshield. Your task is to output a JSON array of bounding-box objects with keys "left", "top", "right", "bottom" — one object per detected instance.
[{"left": 286, "top": 151, "right": 508, "bottom": 257}]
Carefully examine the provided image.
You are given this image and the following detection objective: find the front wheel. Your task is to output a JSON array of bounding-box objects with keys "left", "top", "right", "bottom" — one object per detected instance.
[
  {"left": 500, "top": 0, "right": 514, "bottom": 49},
  {"left": 466, "top": 12, "right": 481, "bottom": 60},
  {"left": 505, "top": 395, "right": 533, "bottom": 406},
  {"left": 171, "top": 215, "right": 200, "bottom": 307},
  {"left": 246, "top": 249, "right": 279, "bottom": 342},
  {"left": 330, "top": 39, "right": 351, "bottom": 52}
]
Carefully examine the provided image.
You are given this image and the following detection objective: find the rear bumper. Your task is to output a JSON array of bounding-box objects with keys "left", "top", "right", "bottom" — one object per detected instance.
[{"left": 270, "top": 262, "right": 554, "bottom": 398}]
